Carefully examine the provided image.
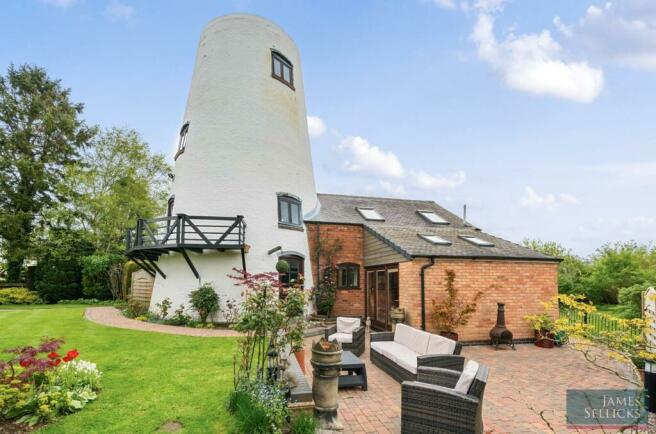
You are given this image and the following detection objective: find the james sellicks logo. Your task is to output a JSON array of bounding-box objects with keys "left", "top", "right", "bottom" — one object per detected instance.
[{"left": 567, "top": 389, "right": 648, "bottom": 429}]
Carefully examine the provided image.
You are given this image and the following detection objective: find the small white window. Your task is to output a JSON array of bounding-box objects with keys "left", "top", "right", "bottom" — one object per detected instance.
[
  {"left": 419, "top": 234, "right": 451, "bottom": 245},
  {"left": 272, "top": 51, "right": 294, "bottom": 89},
  {"left": 175, "top": 122, "right": 189, "bottom": 159},
  {"left": 418, "top": 210, "right": 448, "bottom": 224},
  {"left": 356, "top": 207, "right": 384, "bottom": 221},
  {"left": 460, "top": 235, "right": 494, "bottom": 247}
]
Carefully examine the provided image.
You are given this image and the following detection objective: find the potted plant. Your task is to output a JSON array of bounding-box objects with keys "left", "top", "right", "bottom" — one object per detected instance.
[
  {"left": 431, "top": 270, "right": 483, "bottom": 341},
  {"left": 525, "top": 313, "right": 556, "bottom": 348}
]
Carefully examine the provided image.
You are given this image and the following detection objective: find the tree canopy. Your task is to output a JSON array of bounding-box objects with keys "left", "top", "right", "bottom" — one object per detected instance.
[{"left": 0, "top": 64, "right": 95, "bottom": 281}]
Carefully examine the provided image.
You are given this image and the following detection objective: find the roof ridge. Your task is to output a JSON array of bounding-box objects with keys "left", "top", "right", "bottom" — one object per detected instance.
[{"left": 317, "top": 192, "right": 436, "bottom": 203}]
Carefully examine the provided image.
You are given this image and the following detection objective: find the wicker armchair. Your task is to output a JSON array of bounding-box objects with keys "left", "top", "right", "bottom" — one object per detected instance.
[
  {"left": 402, "top": 364, "right": 489, "bottom": 434},
  {"left": 370, "top": 329, "right": 464, "bottom": 383},
  {"left": 325, "top": 317, "right": 365, "bottom": 356}
]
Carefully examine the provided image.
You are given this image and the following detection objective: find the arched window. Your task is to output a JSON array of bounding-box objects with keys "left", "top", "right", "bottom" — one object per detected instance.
[
  {"left": 271, "top": 50, "right": 294, "bottom": 89},
  {"left": 279, "top": 255, "right": 304, "bottom": 287},
  {"left": 277, "top": 193, "right": 302, "bottom": 229},
  {"left": 175, "top": 122, "right": 189, "bottom": 159},
  {"left": 337, "top": 263, "right": 360, "bottom": 289}
]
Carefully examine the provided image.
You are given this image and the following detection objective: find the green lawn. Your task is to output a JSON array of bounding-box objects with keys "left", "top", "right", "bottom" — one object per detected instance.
[{"left": 0, "top": 305, "right": 237, "bottom": 433}]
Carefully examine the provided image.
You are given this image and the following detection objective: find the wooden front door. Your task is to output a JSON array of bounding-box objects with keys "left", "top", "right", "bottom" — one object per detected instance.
[{"left": 366, "top": 265, "right": 399, "bottom": 330}]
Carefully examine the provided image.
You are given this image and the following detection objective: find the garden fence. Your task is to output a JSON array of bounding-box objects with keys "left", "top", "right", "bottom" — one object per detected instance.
[{"left": 560, "top": 308, "right": 642, "bottom": 338}]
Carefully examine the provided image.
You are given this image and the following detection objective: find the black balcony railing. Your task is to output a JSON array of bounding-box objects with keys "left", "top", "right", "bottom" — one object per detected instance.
[{"left": 126, "top": 214, "right": 246, "bottom": 279}]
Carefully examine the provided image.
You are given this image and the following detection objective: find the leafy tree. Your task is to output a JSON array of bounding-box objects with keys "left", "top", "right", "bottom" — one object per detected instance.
[
  {"left": 0, "top": 64, "right": 95, "bottom": 281},
  {"left": 81, "top": 253, "right": 124, "bottom": 300},
  {"left": 54, "top": 127, "right": 170, "bottom": 253},
  {"left": 522, "top": 239, "right": 590, "bottom": 295}
]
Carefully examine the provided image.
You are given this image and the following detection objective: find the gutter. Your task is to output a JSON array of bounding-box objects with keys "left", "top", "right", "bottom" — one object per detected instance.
[{"left": 420, "top": 257, "right": 436, "bottom": 331}]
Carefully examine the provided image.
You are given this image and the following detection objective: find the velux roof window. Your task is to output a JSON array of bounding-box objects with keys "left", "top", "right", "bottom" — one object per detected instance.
[
  {"left": 460, "top": 235, "right": 495, "bottom": 247},
  {"left": 417, "top": 210, "right": 448, "bottom": 224},
  {"left": 418, "top": 234, "right": 451, "bottom": 245},
  {"left": 356, "top": 207, "right": 384, "bottom": 221}
]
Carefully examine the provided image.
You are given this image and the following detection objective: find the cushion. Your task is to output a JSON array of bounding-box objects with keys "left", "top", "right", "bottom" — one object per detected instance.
[
  {"left": 394, "top": 324, "right": 430, "bottom": 355},
  {"left": 328, "top": 332, "right": 352, "bottom": 344},
  {"left": 454, "top": 360, "right": 479, "bottom": 395},
  {"left": 426, "top": 334, "right": 457, "bottom": 355},
  {"left": 370, "top": 341, "right": 419, "bottom": 374},
  {"left": 337, "top": 317, "right": 361, "bottom": 334}
]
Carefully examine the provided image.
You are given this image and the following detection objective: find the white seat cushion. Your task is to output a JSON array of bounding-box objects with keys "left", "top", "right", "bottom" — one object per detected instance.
[
  {"left": 328, "top": 332, "right": 353, "bottom": 344},
  {"left": 426, "top": 334, "right": 457, "bottom": 355},
  {"left": 394, "top": 324, "right": 430, "bottom": 355},
  {"left": 371, "top": 341, "right": 419, "bottom": 374},
  {"left": 454, "top": 360, "right": 479, "bottom": 394},
  {"left": 337, "top": 317, "right": 361, "bottom": 334}
]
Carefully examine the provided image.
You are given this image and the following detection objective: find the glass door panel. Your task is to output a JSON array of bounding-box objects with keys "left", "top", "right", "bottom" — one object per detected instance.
[
  {"left": 388, "top": 270, "right": 399, "bottom": 325},
  {"left": 366, "top": 271, "right": 376, "bottom": 324},
  {"left": 375, "top": 270, "right": 387, "bottom": 329}
]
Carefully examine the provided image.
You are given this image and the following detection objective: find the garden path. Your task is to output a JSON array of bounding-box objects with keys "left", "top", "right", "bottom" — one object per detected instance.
[{"left": 84, "top": 307, "right": 241, "bottom": 337}]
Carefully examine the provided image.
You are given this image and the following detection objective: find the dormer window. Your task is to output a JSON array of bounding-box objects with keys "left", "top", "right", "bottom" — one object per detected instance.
[
  {"left": 418, "top": 210, "right": 448, "bottom": 225},
  {"left": 271, "top": 51, "right": 294, "bottom": 89},
  {"left": 356, "top": 207, "right": 384, "bottom": 221},
  {"left": 278, "top": 193, "right": 302, "bottom": 229},
  {"left": 460, "top": 235, "right": 494, "bottom": 247},
  {"left": 175, "top": 122, "right": 189, "bottom": 159}
]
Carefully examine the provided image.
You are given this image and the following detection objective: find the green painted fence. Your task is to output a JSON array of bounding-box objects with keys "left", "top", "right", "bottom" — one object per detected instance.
[{"left": 560, "top": 308, "right": 642, "bottom": 338}]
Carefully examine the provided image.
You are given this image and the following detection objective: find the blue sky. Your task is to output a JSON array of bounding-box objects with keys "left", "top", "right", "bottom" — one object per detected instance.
[{"left": 2, "top": 0, "right": 655, "bottom": 256}]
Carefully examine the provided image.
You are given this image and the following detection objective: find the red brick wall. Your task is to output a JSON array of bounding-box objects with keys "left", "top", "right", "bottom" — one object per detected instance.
[
  {"left": 399, "top": 258, "right": 558, "bottom": 341},
  {"left": 306, "top": 223, "right": 365, "bottom": 318}
]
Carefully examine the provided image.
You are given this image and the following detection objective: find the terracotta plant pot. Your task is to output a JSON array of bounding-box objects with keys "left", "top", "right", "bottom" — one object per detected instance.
[
  {"left": 294, "top": 349, "right": 306, "bottom": 374},
  {"left": 534, "top": 329, "right": 555, "bottom": 348},
  {"left": 439, "top": 331, "right": 459, "bottom": 341}
]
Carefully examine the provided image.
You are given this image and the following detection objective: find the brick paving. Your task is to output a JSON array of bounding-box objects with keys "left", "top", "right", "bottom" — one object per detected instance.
[
  {"left": 303, "top": 335, "right": 640, "bottom": 434},
  {"left": 84, "top": 307, "right": 241, "bottom": 337}
]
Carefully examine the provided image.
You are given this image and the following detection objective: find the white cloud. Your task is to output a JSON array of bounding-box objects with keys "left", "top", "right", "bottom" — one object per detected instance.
[
  {"left": 519, "top": 186, "right": 579, "bottom": 210},
  {"left": 409, "top": 169, "right": 466, "bottom": 190},
  {"left": 106, "top": 1, "right": 135, "bottom": 20},
  {"left": 307, "top": 116, "right": 326, "bottom": 139},
  {"left": 379, "top": 180, "right": 407, "bottom": 196},
  {"left": 471, "top": 14, "right": 604, "bottom": 103},
  {"left": 431, "top": 0, "right": 457, "bottom": 9},
  {"left": 337, "top": 136, "right": 406, "bottom": 179},
  {"left": 41, "top": 0, "right": 76, "bottom": 7},
  {"left": 553, "top": 16, "right": 573, "bottom": 37}
]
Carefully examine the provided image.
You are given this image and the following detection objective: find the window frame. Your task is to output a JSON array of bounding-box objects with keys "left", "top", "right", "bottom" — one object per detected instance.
[
  {"left": 277, "top": 193, "right": 303, "bottom": 230},
  {"left": 336, "top": 262, "right": 360, "bottom": 290},
  {"left": 356, "top": 207, "right": 385, "bottom": 221},
  {"left": 418, "top": 233, "right": 451, "bottom": 245},
  {"left": 417, "top": 210, "right": 449, "bottom": 225},
  {"left": 279, "top": 254, "right": 304, "bottom": 288},
  {"left": 459, "top": 235, "right": 495, "bottom": 247},
  {"left": 271, "top": 50, "right": 294, "bottom": 90},
  {"left": 174, "top": 122, "right": 190, "bottom": 160}
]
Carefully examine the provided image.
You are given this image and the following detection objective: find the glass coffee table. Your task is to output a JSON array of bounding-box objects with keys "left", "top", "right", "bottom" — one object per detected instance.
[{"left": 338, "top": 350, "right": 367, "bottom": 391}]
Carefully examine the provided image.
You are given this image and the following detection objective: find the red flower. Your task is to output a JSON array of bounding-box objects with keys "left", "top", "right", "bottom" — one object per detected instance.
[
  {"left": 48, "top": 351, "right": 60, "bottom": 360},
  {"left": 19, "top": 358, "right": 32, "bottom": 368},
  {"left": 65, "top": 349, "right": 79, "bottom": 360},
  {"left": 49, "top": 358, "right": 61, "bottom": 367},
  {"left": 63, "top": 356, "right": 72, "bottom": 362}
]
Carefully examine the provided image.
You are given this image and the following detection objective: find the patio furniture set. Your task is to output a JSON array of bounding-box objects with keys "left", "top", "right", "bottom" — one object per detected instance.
[{"left": 326, "top": 317, "right": 489, "bottom": 434}]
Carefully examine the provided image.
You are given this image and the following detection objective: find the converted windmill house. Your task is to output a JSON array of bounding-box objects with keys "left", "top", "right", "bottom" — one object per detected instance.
[{"left": 127, "top": 14, "right": 559, "bottom": 341}]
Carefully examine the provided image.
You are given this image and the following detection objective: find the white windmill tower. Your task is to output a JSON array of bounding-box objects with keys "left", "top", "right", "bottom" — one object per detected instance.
[{"left": 127, "top": 14, "right": 318, "bottom": 316}]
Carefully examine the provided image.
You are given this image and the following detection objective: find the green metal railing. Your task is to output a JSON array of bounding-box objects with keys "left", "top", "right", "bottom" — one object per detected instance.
[{"left": 560, "top": 308, "right": 642, "bottom": 338}]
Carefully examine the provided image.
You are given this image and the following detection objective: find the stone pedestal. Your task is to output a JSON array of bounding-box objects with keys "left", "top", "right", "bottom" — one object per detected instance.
[
  {"left": 311, "top": 338, "right": 343, "bottom": 431},
  {"left": 390, "top": 307, "right": 405, "bottom": 333}
]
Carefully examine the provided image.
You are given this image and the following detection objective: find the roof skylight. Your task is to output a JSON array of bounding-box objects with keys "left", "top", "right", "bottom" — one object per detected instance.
[
  {"left": 417, "top": 210, "right": 448, "bottom": 224},
  {"left": 460, "top": 235, "right": 494, "bottom": 247},
  {"left": 419, "top": 234, "right": 451, "bottom": 245},
  {"left": 356, "top": 207, "right": 384, "bottom": 221}
]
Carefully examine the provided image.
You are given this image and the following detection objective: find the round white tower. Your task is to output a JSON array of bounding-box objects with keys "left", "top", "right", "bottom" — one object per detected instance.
[{"left": 144, "top": 14, "right": 318, "bottom": 316}]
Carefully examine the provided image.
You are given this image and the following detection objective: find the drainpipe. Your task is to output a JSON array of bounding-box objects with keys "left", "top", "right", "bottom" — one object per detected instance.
[
  {"left": 420, "top": 257, "right": 436, "bottom": 331},
  {"left": 315, "top": 223, "right": 321, "bottom": 289}
]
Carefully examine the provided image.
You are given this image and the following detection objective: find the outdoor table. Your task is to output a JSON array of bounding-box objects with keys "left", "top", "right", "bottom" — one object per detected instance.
[{"left": 338, "top": 350, "right": 367, "bottom": 391}]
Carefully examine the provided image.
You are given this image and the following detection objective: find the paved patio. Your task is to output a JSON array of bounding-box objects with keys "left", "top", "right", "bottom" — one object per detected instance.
[{"left": 302, "top": 335, "right": 640, "bottom": 434}]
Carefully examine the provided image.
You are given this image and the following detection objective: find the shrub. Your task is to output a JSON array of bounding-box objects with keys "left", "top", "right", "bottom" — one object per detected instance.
[
  {"left": 315, "top": 266, "right": 336, "bottom": 316},
  {"left": 618, "top": 282, "right": 653, "bottom": 319},
  {"left": 154, "top": 297, "right": 172, "bottom": 320},
  {"left": 167, "top": 304, "right": 192, "bottom": 326},
  {"left": 122, "top": 299, "right": 148, "bottom": 319},
  {"left": 57, "top": 298, "right": 115, "bottom": 305},
  {"left": 34, "top": 229, "right": 95, "bottom": 303},
  {"left": 431, "top": 270, "right": 483, "bottom": 333},
  {"left": 0, "top": 287, "right": 41, "bottom": 305},
  {"left": 290, "top": 413, "right": 316, "bottom": 434},
  {"left": 81, "top": 254, "right": 124, "bottom": 300},
  {"left": 189, "top": 283, "right": 220, "bottom": 324},
  {"left": 228, "top": 380, "right": 288, "bottom": 434}
]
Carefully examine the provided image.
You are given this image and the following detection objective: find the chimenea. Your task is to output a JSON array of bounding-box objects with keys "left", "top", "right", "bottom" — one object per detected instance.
[{"left": 489, "top": 302, "right": 515, "bottom": 350}]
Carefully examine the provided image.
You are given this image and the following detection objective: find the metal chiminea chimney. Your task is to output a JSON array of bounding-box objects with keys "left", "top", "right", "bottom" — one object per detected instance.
[{"left": 490, "top": 302, "right": 515, "bottom": 350}]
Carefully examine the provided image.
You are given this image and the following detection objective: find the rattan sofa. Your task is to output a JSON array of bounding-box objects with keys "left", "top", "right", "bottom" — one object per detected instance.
[
  {"left": 401, "top": 363, "right": 489, "bottom": 434},
  {"left": 324, "top": 317, "right": 365, "bottom": 357},
  {"left": 370, "top": 324, "right": 464, "bottom": 383}
]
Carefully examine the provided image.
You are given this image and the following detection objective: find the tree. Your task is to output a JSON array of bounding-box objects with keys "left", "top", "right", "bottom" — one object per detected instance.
[
  {"left": 523, "top": 239, "right": 590, "bottom": 295},
  {"left": 0, "top": 65, "right": 95, "bottom": 281},
  {"left": 55, "top": 127, "right": 171, "bottom": 253}
]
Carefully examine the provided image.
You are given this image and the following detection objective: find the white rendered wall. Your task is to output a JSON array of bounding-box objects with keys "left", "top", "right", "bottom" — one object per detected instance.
[{"left": 150, "top": 14, "right": 318, "bottom": 318}]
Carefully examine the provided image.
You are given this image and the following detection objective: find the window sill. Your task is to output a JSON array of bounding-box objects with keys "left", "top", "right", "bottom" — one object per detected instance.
[
  {"left": 337, "top": 286, "right": 361, "bottom": 290},
  {"left": 278, "top": 222, "right": 304, "bottom": 232}
]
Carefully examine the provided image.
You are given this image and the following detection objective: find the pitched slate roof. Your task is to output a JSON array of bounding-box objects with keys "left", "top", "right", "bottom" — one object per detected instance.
[{"left": 307, "top": 193, "right": 558, "bottom": 261}]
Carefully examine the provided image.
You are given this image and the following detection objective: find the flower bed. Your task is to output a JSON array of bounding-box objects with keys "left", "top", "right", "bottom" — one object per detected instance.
[{"left": 0, "top": 338, "right": 101, "bottom": 427}]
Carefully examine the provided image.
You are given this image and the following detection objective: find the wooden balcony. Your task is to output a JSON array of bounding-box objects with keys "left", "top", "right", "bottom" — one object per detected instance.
[{"left": 126, "top": 214, "right": 246, "bottom": 279}]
